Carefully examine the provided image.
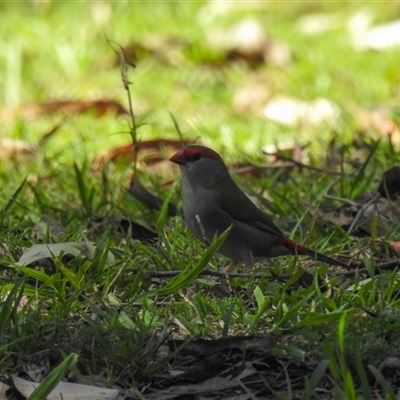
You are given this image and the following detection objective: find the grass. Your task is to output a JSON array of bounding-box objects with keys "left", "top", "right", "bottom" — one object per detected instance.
[{"left": 1, "top": 1, "right": 400, "bottom": 398}]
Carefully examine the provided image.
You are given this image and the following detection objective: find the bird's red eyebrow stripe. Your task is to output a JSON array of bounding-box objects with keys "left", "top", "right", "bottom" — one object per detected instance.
[{"left": 183, "top": 148, "right": 220, "bottom": 160}]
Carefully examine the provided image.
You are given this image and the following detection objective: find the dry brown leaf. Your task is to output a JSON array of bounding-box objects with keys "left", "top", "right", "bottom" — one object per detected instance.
[
  {"left": 353, "top": 105, "right": 400, "bottom": 143},
  {"left": 6, "top": 100, "right": 129, "bottom": 121},
  {"left": 233, "top": 162, "right": 263, "bottom": 179},
  {"left": 117, "top": 35, "right": 188, "bottom": 67},
  {"left": 387, "top": 241, "right": 400, "bottom": 255},
  {"left": 32, "top": 215, "right": 68, "bottom": 241},
  {"left": 232, "top": 78, "right": 271, "bottom": 114},
  {"left": 0, "top": 138, "right": 37, "bottom": 163},
  {"left": 94, "top": 139, "right": 188, "bottom": 168},
  {"left": 205, "top": 18, "right": 291, "bottom": 68},
  {"left": 263, "top": 96, "right": 340, "bottom": 126}
]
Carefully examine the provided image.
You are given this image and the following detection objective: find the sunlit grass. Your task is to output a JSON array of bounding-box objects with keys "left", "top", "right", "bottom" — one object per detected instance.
[{"left": 1, "top": 1, "right": 400, "bottom": 397}]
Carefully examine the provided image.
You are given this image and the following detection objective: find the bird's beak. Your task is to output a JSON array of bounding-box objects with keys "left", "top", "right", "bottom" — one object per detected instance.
[{"left": 169, "top": 150, "right": 186, "bottom": 166}]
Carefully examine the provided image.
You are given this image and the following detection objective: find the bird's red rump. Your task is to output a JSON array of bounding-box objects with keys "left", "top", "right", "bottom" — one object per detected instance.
[
  {"left": 275, "top": 237, "right": 308, "bottom": 251},
  {"left": 275, "top": 237, "right": 294, "bottom": 246}
]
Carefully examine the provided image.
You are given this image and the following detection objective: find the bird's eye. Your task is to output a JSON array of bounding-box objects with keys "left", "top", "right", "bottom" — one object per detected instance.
[{"left": 191, "top": 152, "right": 202, "bottom": 161}]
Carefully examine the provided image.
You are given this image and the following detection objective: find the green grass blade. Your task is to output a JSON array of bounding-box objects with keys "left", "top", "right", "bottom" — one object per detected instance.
[
  {"left": 0, "top": 283, "right": 24, "bottom": 333},
  {"left": 3, "top": 176, "right": 27, "bottom": 214},
  {"left": 12, "top": 264, "right": 58, "bottom": 287},
  {"left": 302, "top": 359, "right": 330, "bottom": 400},
  {"left": 156, "top": 180, "right": 178, "bottom": 231},
  {"left": 355, "top": 353, "right": 373, "bottom": 400},
  {"left": 222, "top": 300, "right": 236, "bottom": 337},
  {"left": 348, "top": 141, "right": 379, "bottom": 198},
  {"left": 0, "top": 177, "right": 27, "bottom": 229},
  {"left": 271, "top": 291, "right": 314, "bottom": 332},
  {"left": 136, "top": 227, "right": 231, "bottom": 301},
  {"left": 73, "top": 163, "right": 91, "bottom": 215},
  {"left": 368, "top": 365, "right": 396, "bottom": 398},
  {"left": 27, "top": 353, "right": 78, "bottom": 400}
]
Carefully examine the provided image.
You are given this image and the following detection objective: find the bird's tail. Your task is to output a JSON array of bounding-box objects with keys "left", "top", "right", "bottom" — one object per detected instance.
[{"left": 276, "top": 237, "right": 349, "bottom": 268}]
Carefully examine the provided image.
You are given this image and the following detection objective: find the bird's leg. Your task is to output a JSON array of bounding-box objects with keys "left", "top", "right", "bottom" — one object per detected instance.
[
  {"left": 225, "top": 261, "right": 238, "bottom": 272},
  {"left": 244, "top": 264, "right": 253, "bottom": 273},
  {"left": 195, "top": 214, "right": 211, "bottom": 247},
  {"left": 244, "top": 251, "right": 255, "bottom": 273}
]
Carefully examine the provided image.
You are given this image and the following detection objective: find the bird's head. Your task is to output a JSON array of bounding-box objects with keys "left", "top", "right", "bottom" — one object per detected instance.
[{"left": 169, "top": 145, "right": 229, "bottom": 187}]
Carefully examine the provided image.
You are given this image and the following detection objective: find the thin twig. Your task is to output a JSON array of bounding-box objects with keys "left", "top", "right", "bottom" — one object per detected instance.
[
  {"left": 169, "top": 112, "right": 185, "bottom": 144},
  {"left": 334, "top": 258, "right": 400, "bottom": 277},
  {"left": 261, "top": 152, "right": 355, "bottom": 177},
  {"left": 146, "top": 258, "right": 399, "bottom": 280},
  {"left": 148, "top": 268, "right": 287, "bottom": 280},
  {"left": 106, "top": 37, "right": 138, "bottom": 173},
  {"left": 323, "top": 195, "right": 358, "bottom": 207},
  {"left": 347, "top": 193, "right": 380, "bottom": 235}
]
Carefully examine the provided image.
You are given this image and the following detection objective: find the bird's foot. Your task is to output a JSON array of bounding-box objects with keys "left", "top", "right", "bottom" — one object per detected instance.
[{"left": 224, "top": 261, "right": 238, "bottom": 272}]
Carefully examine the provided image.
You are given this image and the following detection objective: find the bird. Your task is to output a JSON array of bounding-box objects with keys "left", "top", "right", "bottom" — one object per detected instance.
[{"left": 169, "top": 145, "right": 348, "bottom": 271}]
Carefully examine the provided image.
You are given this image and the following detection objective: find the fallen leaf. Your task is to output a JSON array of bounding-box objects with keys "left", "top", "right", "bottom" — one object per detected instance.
[
  {"left": 19, "top": 100, "right": 128, "bottom": 120},
  {"left": 94, "top": 139, "right": 188, "bottom": 168},
  {"left": 17, "top": 242, "right": 115, "bottom": 266},
  {"left": 91, "top": 2, "right": 112, "bottom": 28},
  {"left": 233, "top": 162, "right": 263, "bottom": 179},
  {"left": 145, "top": 377, "right": 241, "bottom": 400},
  {"left": 379, "top": 357, "right": 400, "bottom": 383},
  {"left": 12, "top": 376, "right": 119, "bottom": 400},
  {"left": 358, "top": 19, "right": 400, "bottom": 50},
  {"left": 297, "top": 12, "right": 342, "bottom": 35},
  {"left": 232, "top": 78, "right": 271, "bottom": 114},
  {"left": 347, "top": 10, "right": 374, "bottom": 50},
  {"left": 32, "top": 215, "right": 68, "bottom": 241},
  {"left": 388, "top": 241, "right": 400, "bottom": 255},
  {"left": 117, "top": 35, "right": 188, "bottom": 67},
  {"left": 0, "top": 138, "right": 37, "bottom": 163},
  {"left": 198, "top": 1, "right": 267, "bottom": 24},
  {"left": 352, "top": 105, "right": 400, "bottom": 142},
  {"left": 205, "top": 18, "right": 291, "bottom": 68},
  {"left": 0, "top": 382, "right": 10, "bottom": 400},
  {"left": 263, "top": 96, "right": 340, "bottom": 126}
]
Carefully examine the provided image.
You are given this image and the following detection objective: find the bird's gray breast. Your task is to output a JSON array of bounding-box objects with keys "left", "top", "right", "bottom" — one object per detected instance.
[{"left": 181, "top": 177, "right": 228, "bottom": 242}]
